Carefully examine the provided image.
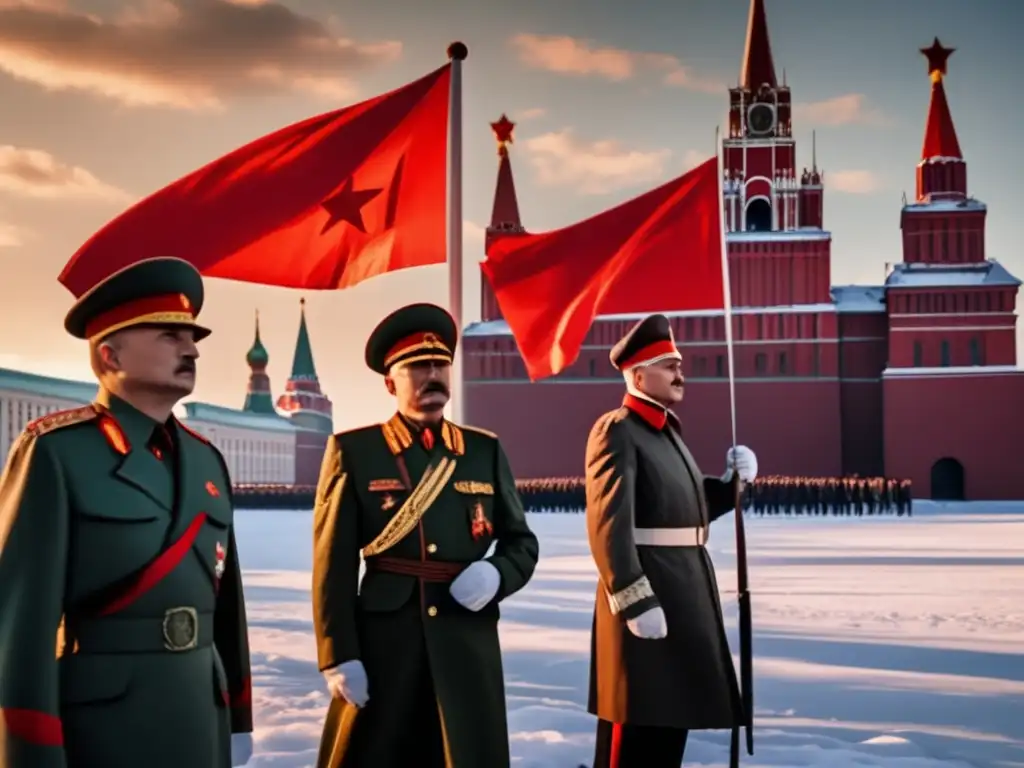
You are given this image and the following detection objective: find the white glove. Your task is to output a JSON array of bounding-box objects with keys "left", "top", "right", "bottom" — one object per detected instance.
[
  {"left": 231, "top": 733, "right": 253, "bottom": 766},
  {"left": 323, "top": 659, "right": 369, "bottom": 708},
  {"left": 449, "top": 561, "right": 501, "bottom": 612},
  {"left": 626, "top": 606, "right": 668, "bottom": 639},
  {"left": 723, "top": 445, "right": 758, "bottom": 483}
]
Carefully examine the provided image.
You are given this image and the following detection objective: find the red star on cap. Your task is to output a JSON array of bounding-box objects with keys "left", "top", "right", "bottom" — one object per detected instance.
[
  {"left": 491, "top": 114, "right": 515, "bottom": 145},
  {"left": 920, "top": 37, "right": 955, "bottom": 78}
]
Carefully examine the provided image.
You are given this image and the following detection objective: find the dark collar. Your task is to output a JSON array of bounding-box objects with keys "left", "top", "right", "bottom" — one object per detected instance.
[{"left": 95, "top": 389, "right": 172, "bottom": 451}]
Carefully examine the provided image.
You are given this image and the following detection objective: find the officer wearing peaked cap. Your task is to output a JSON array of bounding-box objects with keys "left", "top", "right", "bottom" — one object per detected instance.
[
  {"left": 313, "top": 302, "right": 539, "bottom": 768},
  {"left": 584, "top": 313, "right": 759, "bottom": 768},
  {"left": 0, "top": 257, "right": 253, "bottom": 768}
]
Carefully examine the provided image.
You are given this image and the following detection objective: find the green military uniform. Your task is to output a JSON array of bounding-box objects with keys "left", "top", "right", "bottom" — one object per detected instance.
[
  {"left": 0, "top": 257, "right": 252, "bottom": 768},
  {"left": 313, "top": 303, "right": 539, "bottom": 767}
]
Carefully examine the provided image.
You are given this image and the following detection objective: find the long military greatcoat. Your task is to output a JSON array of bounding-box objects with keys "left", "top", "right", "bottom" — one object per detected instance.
[
  {"left": 585, "top": 395, "right": 742, "bottom": 729},
  {"left": 0, "top": 391, "right": 252, "bottom": 768},
  {"left": 312, "top": 412, "right": 539, "bottom": 768}
]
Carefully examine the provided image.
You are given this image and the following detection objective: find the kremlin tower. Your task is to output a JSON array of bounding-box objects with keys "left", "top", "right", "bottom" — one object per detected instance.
[
  {"left": 243, "top": 310, "right": 276, "bottom": 414},
  {"left": 275, "top": 298, "right": 334, "bottom": 434}
]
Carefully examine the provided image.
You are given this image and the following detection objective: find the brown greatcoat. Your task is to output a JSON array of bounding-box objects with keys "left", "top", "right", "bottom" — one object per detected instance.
[{"left": 585, "top": 395, "right": 742, "bottom": 729}]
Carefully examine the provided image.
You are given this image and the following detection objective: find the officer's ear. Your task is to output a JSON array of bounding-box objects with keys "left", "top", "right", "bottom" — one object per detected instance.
[
  {"left": 383, "top": 375, "right": 397, "bottom": 396},
  {"left": 91, "top": 336, "right": 123, "bottom": 376}
]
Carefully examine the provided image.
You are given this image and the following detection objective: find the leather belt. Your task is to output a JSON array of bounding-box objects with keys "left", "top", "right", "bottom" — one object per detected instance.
[
  {"left": 63, "top": 607, "right": 214, "bottom": 654},
  {"left": 633, "top": 526, "right": 708, "bottom": 547},
  {"left": 366, "top": 556, "right": 466, "bottom": 582}
]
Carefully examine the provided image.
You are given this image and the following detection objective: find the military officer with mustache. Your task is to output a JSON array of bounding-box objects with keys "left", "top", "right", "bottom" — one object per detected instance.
[
  {"left": 585, "top": 313, "right": 759, "bottom": 768},
  {"left": 312, "top": 302, "right": 539, "bottom": 768},
  {"left": 0, "top": 257, "right": 252, "bottom": 768}
]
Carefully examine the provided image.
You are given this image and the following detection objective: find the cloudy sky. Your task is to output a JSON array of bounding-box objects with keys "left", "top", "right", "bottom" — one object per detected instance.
[{"left": 0, "top": 0, "right": 1020, "bottom": 429}]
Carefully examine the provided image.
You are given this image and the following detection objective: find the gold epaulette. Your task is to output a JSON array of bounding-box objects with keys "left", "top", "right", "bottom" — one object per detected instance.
[
  {"left": 381, "top": 414, "right": 413, "bottom": 455},
  {"left": 458, "top": 423, "right": 497, "bottom": 440},
  {"left": 176, "top": 419, "right": 210, "bottom": 444},
  {"left": 26, "top": 405, "right": 98, "bottom": 437},
  {"left": 440, "top": 422, "right": 465, "bottom": 455}
]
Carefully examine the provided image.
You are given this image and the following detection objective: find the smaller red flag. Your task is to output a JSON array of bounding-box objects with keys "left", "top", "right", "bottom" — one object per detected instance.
[
  {"left": 482, "top": 157, "right": 724, "bottom": 381},
  {"left": 59, "top": 64, "right": 451, "bottom": 296}
]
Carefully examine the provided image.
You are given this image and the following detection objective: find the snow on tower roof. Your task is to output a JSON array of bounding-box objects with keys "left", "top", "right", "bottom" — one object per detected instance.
[
  {"left": 831, "top": 285, "right": 886, "bottom": 313},
  {"left": 885, "top": 261, "right": 1021, "bottom": 289}
]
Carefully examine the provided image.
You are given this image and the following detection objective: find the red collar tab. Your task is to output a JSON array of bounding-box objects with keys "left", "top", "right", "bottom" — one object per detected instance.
[{"left": 623, "top": 393, "right": 667, "bottom": 430}]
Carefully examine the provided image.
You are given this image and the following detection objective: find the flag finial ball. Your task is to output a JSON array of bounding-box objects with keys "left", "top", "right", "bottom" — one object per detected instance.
[{"left": 447, "top": 42, "right": 468, "bottom": 61}]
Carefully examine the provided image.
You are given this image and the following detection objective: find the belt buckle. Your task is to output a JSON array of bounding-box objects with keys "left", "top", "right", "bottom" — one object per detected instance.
[{"left": 162, "top": 606, "right": 199, "bottom": 652}]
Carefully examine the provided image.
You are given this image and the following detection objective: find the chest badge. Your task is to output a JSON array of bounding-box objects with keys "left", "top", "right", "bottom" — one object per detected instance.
[
  {"left": 380, "top": 493, "right": 396, "bottom": 511},
  {"left": 470, "top": 502, "right": 493, "bottom": 540},
  {"left": 214, "top": 542, "right": 226, "bottom": 580},
  {"left": 206, "top": 481, "right": 221, "bottom": 498}
]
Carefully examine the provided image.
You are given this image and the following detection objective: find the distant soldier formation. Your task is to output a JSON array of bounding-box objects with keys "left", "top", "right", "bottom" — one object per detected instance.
[{"left": 515, "top": 476, "right": 913, "bottom": 517}]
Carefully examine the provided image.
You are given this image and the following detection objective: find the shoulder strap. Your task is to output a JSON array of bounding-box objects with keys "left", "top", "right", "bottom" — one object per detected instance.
[{"left": 362, "top": 454, "right": 457, "bottom": 557}]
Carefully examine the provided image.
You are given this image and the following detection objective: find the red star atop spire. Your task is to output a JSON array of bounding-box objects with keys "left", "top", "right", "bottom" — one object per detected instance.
[
  {"left": 491, "top": 114, "right": 515, "bottom": 147},
  {"left": 921, "top": 37, "right": 955, "bottom": 80}
]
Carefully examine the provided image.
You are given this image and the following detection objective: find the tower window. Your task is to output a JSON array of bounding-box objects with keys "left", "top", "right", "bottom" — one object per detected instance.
[
  {"left": 778, "top": 352, "right": 788, "bottom": 375},
  {"left": 716, "top": 355, "right": 726, "bottom": 378},
  {"left": 745, "top": 198, "right": 772, "bottom": 232},
  {"left": 969, "top": 338, "right": 982, "bottom": 366},
  {"left": 754, "top": 353, "right": 767, "bottom": 374},
  {"left": 940, "top": 340, "right": 951, "bottom": 367},
  {"left": 913, "top": 342, "right": 923, "bottom": 367},
  {"left": 588, "top": 359, "right": 596, "bottom": 376}
]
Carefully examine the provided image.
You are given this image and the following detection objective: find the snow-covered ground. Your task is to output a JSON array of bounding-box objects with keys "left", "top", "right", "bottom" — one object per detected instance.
[{"left": 235, "top": 502, "right": 1024, "bottom": 767}]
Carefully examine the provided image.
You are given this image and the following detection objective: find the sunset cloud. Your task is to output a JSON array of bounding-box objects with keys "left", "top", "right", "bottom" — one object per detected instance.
[
  {"left": 0, "top": 0, "right": 401, "bottom": 109},
  {"left": 793, "top": 94, "right": 887, "bottom": 127},
  {"left": 0, "top": 146, "right": 130, "bottom": 201},
  {"left": 522, "top": 129, "right": 671, "bottom": 195},
  {"left": 829, "top": 170, "right": 882, "bottom": 194},
  {"left": 0, "top": 222, "right": 22, "bottom": 247},
  {"left": 516, "top": 107, "right": 546, "bottom": 121},
  {"left": 510, "top": 34, "right": 721, "bottom": 93}
]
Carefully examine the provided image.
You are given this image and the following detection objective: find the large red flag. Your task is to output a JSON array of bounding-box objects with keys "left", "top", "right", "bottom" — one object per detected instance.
[
  {"left": 482, "top": 157, "right": 724, "bottom": 380},
  {"left": 59, "top": 64, "right": 451, "bottom": 295}
]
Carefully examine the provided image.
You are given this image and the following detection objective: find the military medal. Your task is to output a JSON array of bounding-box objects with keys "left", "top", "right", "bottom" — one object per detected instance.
[
  {"left": 470, "top": 502, "right": 493, "bottom": 540},
  {"left": 381, "top": 493, "right": 396, "bottom": 511},
  {"left": 214, "top": 542, "right": 226, "bottom": 580}
]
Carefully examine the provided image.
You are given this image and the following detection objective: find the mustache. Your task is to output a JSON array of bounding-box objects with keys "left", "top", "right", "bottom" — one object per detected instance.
[
  {"left": 420, "top": 381, "right": 449, "bottom": 396},
  {"left": 671, "top": 379, "right": 684, "bottom": 387},
  {"left": 175, "top": 359, "right": 196, "bottom": 374}
]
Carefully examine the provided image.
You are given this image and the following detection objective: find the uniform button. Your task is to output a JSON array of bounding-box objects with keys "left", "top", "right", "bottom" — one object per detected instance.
[
  {"left": 427, "top": 606, "right": 438, "bottom": 617},
  {"left": 427, "top": 543, "right": 438, "bottom": 554}
]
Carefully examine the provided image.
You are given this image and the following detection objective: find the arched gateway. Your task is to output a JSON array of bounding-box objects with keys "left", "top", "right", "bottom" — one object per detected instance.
[{"left": 930, "top": 457, "right": 965, "bottom": 501}]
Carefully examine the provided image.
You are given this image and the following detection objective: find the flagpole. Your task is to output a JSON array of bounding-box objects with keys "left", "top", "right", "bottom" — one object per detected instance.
[
  {"left": 716, "top": 125, "right": 754, "bottom": 766},
  {"left": 447, "top": 41, "right": 467, "bottom": 423},
  {"left": 715, "top": 126, "right": 738, "bottom": 449}
]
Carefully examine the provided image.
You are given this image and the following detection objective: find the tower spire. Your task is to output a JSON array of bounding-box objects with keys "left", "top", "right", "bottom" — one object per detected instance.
[
  {"left": 289, "top": 297, "right": 317, "bottom": 380},
  {"left": 916, "top": 38, "right": 965, "bottom": 201},
  {"left": 919, "top": 38, "right": 962, "bottom": 161},
  {"left": 482, "top": 114, "right": 527, "bottom": 322},
  {"left": 276, "top": 297, "right": 333, "bottom": 433},
  {"left": 740, "top": 0, "right": 777, "bottom": 91},
  {"left": 243, "top": 308, "right": 276, "bottom": 414},
  {"left": 486, "top": 114, "right": 524, "bottom": 241}
]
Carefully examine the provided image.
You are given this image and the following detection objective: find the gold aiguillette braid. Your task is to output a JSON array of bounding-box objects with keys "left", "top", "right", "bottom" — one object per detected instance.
[{"left": 362, "top": 457, "right": 457, "bottom": 557}]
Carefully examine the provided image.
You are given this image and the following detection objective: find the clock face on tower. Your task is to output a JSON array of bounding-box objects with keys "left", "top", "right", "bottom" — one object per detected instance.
[{"left": 747, "top": 103, "right": 776, "bottom": 135}]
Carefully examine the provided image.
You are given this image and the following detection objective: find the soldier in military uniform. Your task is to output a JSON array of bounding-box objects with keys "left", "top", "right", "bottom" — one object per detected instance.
[
  {"left": 0, "top": 257, "right": 253, "bottom": 768},
  {"left": 312, "top": 303, "right": 539, "bottom": 768},
  {"left": 584, "top": 314, "right": 759, "bottom": 768}
]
